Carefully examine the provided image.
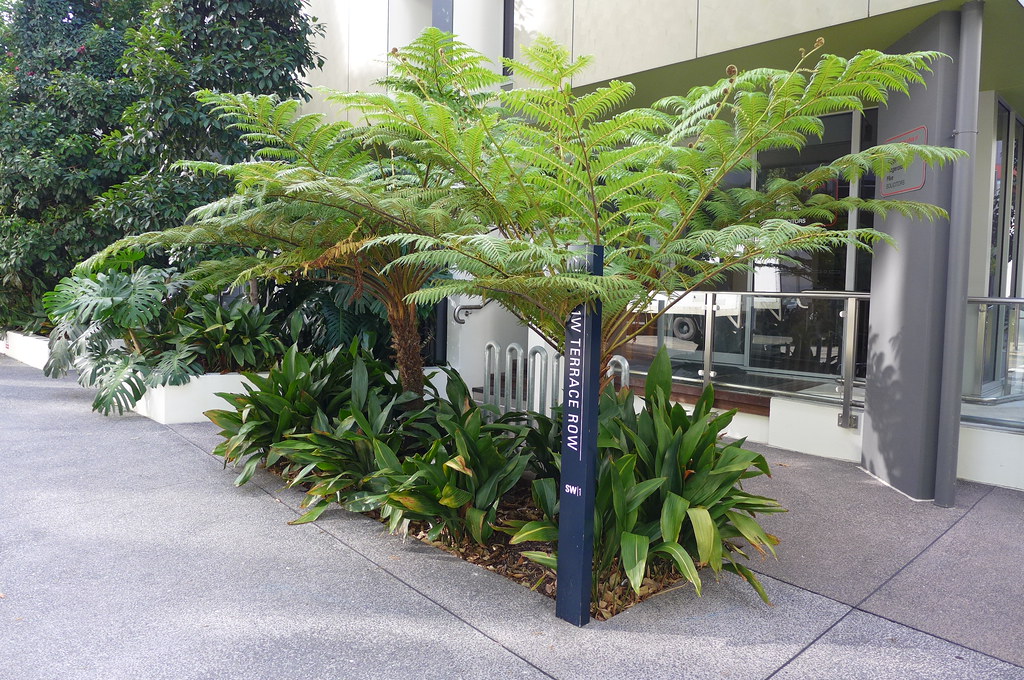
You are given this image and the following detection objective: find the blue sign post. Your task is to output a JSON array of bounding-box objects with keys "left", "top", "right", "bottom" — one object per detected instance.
[{"left": 555, "top": 245, "right": 603, "bottom": 627}]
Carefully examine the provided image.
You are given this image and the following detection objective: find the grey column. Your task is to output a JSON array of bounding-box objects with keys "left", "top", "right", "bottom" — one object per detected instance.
[
  {"left": 862, "top": 12, "right": 961, "bottom": 499},
  {"left": 934, "top": 1, "right": 984, "bottom": 507},
  {"left": 432, "top": 0, "right": 454, "bottom": 31}
]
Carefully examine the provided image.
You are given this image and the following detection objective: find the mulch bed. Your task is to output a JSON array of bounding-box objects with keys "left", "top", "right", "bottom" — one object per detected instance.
[
  {"left": 403, "top": 479, "right": 695, "bottom": 620},
  {"left": 269, "top": 465, "right": 697, "bottom": 620}
]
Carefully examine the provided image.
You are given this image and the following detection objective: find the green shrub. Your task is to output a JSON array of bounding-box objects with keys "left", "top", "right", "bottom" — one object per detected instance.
[
  {"left": 171, "top": 296, "right": 283, "bottom": 373},
  {"left": 205, "top": 343, "right": 404, "bottom": 486},
  {"left": 265, "top": 368, "right": 534, "bottom": 545},
  {"left": 507, "top": 347, "right": 783, "bottom": 610},
  {"left": 43, "top": 265, "right": 193, "bottom": 414},
  {"left": 43, "top": 265, "right": 286, "bottom": 414},
  {"left": 206, "top": 343, "right": 782, "bottom": 617},
  {"left": 364, "top": 371, "right": 532, "bottom": 544}
]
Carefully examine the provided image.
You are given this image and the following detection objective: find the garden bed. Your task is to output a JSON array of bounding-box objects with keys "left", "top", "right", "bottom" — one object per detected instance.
[
  {"left": 410, "top": 480, "right": 694, "bottom": 620},
  {"left": 1, "top": 331, "right": 50, "bottom": 370},
  {"left": 132, "top": 372, "right": 260, "bottom": 425}
]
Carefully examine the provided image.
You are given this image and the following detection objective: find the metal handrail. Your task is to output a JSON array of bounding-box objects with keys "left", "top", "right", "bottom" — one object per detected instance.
[
  {"left": 666, "top": 289, "right": 871, "bottom": 301},
  {"left": 453, "top": 298, "right": 494, "bottom": 324},
  {"left": 606, "top": 355, "right": 631, "bottom": 391},
  {"left": 966, "top": 296, "right": 1024, "bottom": 304},
  {"left": 504, "top": 342, "right": 526, "bottom": 413},
  {"left": 654, "top": 290, "right": 1020, "bottom": 425},
  {"left": 483, "top": 341, "right": 500, "bottom": 414},
  {"left": 657, "top": 288, "right": 867, "bottom": 428},
  {"left": 964, "top": 297, "right": 1022, "bottom": 406}
]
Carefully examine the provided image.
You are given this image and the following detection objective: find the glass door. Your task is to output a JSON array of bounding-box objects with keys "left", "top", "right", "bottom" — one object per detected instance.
[{"left": 981, "top": 103, "right": 1023, "bottom": 395}]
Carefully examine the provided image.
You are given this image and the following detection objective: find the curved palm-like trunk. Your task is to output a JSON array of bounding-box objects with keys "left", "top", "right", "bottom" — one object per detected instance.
[
  {"left": 336, "top": 257, "right": 434, "bottom": 397},
  {"left": 386, "top": 298, "right": 424, "bottom": 396}
]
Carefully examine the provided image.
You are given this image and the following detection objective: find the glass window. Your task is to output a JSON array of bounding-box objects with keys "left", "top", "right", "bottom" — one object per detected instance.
[
  {"left": 1007, "top": 118, "right": 1022, "bottom": 297},
  {"left": 989, "top": 104, "right": 1010, "bottom": 297},
  {"left": 754, "top": 113, "right": 854, "bottom": 293}
]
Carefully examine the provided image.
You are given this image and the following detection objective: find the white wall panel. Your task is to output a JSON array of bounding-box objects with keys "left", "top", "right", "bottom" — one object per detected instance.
[
  {"left": 870, "top": 0, "right": 941, "bottom": 16},
  {"left": 454, "top": 0, "right": 505, "bottom": 72},
  {"left": 348, "top": 2, "right": 390, "bottom": 95},
  {"left": 697, "top": 0, "right": 869, "bottom": 57},
  {"left": 512, "top": 0, "right": 574, "bottom": 88},
  {"left": 572, "top": 0, "right": 698, "bottom": 85},
  {"left": 303, "top": 0, "right": 350, "bottom": 120},
  {"left": 389, "top": 0, "right": 433, "bottom": 54}
]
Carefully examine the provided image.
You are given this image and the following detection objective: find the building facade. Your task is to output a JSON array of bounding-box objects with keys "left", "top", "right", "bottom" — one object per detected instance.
[{"left": 302, "top": 0, "right": 1024, "bottom": 499}]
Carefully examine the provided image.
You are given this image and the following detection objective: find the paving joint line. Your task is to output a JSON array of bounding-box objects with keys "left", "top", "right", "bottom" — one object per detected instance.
[
  {"left": 249, "top": 482, "right": 559, "bottom": 680},
  {"left": 170, "top": 424, "right": 1022, "bottom": 673},
  {"left": 166, "top": 426, "right": 558, "bottom": 677},
  {"left": 853, "top": 484, "right": 995, "bottom": 610},
  {"left": 763, "top": 608, "right": 855, "bottom": 680},
  {"left": 752, "top": 485, "right": 1024, "bottom": 672},
  {"left": 750, "top": 568, "right": 1024, "bottom": 671}
]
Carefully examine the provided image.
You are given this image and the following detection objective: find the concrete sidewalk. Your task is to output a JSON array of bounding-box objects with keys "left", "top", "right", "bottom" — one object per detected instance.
[{"left": 1, "top": 354, "right": 1022, "bottom": 680}]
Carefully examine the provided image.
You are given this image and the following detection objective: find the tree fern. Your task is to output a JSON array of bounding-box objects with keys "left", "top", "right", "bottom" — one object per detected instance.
[
  {"left": 82, "top": 29, "right": 963, "bottom": 370},
  {"left": 373, "top": 34, "right": 962, "bottom": 357}
]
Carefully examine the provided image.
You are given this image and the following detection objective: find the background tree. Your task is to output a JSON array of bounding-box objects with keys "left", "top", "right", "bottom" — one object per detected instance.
[
  {"left": 0, "top": 0, "right": 145, "bottom": 329},
  {"left": 93, "top": 0, "right": 324, "bottom": 238},
  {"left": 0, "top": 0, "right": 323, "bottom": 330}
]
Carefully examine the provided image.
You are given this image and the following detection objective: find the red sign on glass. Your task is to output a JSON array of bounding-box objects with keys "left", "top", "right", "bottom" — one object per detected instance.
[{"left": 880, "top": 126, "right": 928, "bottom": 196}]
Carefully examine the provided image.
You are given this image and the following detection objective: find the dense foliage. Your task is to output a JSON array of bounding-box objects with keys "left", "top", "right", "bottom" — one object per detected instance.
[
  {"left": 0, "top": 0, "right": 145, "bottom": 329},
  {"left": 0, "top": 0, "right": 323, "bottom": 330},
  {"left": 372, "top": 34, "right": 962, "bottom": 366},
  {"left": 206, "top": 344, "right": 780, "bottom": 619},
  {"left": 206, "top": 343, "right": 404, "bottom": 486},
  {"left": 506, "top": 348, "right": 782, "bottom": 612},
  {"left": 91, "top": 29, "right": 961, "bottom": 385},
  {"left": 93, "top": 0, "right": 324, "bottom": 237},
  {"left": 43, "top": 263, "right": 284, "bottom": 414}
]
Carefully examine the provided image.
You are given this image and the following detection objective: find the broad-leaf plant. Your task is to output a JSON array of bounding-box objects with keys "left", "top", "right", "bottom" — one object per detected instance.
[{"left": 43, "top": 259, "right": 283, "bottom": 415}]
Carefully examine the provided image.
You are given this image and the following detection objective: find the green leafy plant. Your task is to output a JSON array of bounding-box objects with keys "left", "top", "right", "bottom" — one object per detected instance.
[
  {"left": 507, "top": 347, "right": 783, "bottom": 615},
  {"left": 0, "top": 0, "right": 322, "bottom": 330},
  {"left": 270, "top": 386, "right": 423, "bottom": 525},
  {"left": 263, "top": 368, "right": 534, "bottom": 545},
  {"left": 42, "top": 265, "right": 189, "bottom": 414},
  {"left": 365, "top": 372, "right": 533, "bottom": 545},
  {"left": 43, "top": 264, "right": 285, "bottom": 414},
  {"left": 171, "top": 296, "right": 284, "bottom": 374},
  {"left": 356, "top": 32, "right": 962, "bottom": 371},
  {"left": 267, "top": 280, "right": 402, "bottom": 360},
  {"left": 89, "top": 29, "right": 961, "bottom": 394},
  {"left": 206, "top": 343, "right": 404, "bottom": 486},
  {"left": 92, "top": 0, "right": 324, "bottom": 239},
  {"left": 81, "top": 31, "right": 507, "bottom": 394}
]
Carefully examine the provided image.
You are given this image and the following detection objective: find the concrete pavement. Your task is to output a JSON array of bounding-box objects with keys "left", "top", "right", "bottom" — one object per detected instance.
[{"left": 1, "top": 355, "right": 1022, "bottom": 679}]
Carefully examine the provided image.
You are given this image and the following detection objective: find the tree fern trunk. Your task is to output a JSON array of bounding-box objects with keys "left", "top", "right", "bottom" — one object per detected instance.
[{"left": 387, "top": 300, "right": 424, "bottom": 396}]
